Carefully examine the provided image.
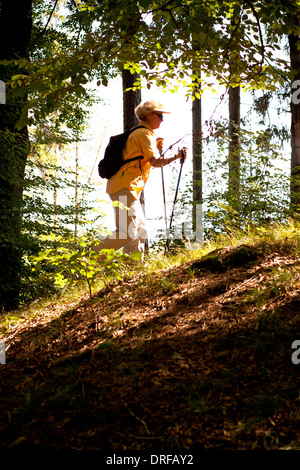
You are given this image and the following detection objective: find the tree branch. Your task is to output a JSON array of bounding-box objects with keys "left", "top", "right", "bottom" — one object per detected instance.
[
  {"left": 223, "top": 6, "right": 244, "bottom": 61},
  {"left": 243, "top": 0, "right": 265, "bottom": 65},
  {"left": 37, "top": 0, "right": 59, "bottom": 39}
]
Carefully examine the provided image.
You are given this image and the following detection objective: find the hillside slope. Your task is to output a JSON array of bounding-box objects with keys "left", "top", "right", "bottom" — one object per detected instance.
[{"left": 0, "top": 241, "right": 300, "bottom": 450}]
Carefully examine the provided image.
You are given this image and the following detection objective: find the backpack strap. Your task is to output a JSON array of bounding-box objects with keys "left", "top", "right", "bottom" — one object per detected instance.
[
  {"left": 122, "top": 125, "right": 146, "bottom": 166},
  {"left": 123, "top": 155, "right": 143, "bottom": 164}
]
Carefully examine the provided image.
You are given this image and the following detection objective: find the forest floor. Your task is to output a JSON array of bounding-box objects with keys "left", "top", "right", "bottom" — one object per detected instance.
[{"left": 0, "top": 236, "right": 300, "bottom": 453}]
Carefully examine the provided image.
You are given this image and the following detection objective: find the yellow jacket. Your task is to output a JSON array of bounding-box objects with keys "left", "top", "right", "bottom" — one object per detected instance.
[{"left": 106, "top": 121, "right": 159, "bottom": 199}]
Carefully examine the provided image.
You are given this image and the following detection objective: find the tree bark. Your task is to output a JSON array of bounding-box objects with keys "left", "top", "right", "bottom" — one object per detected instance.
[
  {"left": 228, "top": 85, "right": 241, "bottom": 213},
  {"left": 192, "top": 96, "right": 203, "bottom": 242},
  {"left": 191, "top": 35, "right": 203, "bottom": 244},
  {"left": 227, "top": 10, "right": 241, "bottom": 219},
  {"left": 0, "top": 0, "right": 32, "bottom": 310},
  {"left": 289, "top": 17, "right": 300, "bottom": 213},
  {"left": 122, "top": 69, "right": 141, "bottom": 130}
]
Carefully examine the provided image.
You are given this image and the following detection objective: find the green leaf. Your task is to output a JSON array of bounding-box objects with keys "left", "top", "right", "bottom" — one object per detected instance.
[{"left": 130, "top": 251, "right": 142, "bottom": 261}]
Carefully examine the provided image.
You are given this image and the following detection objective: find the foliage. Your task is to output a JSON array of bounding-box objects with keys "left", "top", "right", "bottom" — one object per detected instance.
[
  {"left": 151, "top": 122, "right": 290, "bottom": 248},
  {"left": 30, "top": 236, "right": 142, "bottom": 300},
  {"left": 19, "top": 156, "right": 106, "bottom": 306},
  {"left": 202, "top": 123, "right": 289, "bottom": 234},
  {"left": 6, "top": 0, "right": 300, "bottom": 130}
]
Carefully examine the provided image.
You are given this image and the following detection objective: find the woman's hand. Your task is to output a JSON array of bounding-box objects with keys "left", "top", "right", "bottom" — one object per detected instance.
[{"left": 176, "top": 147, "right": 188, "bottom": 162}]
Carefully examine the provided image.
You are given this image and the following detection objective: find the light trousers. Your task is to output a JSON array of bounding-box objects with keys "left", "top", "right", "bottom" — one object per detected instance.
[{"left": 94, "top": 188, "right": 148, "bottom": 258}]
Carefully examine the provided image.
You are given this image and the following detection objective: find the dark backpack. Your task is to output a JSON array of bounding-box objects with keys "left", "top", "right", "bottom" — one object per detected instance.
[{"left": 98, "top": 125, "right": 146, "bottom": 179}]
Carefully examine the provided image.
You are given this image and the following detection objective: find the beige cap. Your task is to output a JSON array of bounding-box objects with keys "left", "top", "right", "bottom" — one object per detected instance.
[
  {"left": 135, "top": 100, "right": 171, "bottom": 120},
  {"left": 153, "top": 105, "right": 171, "bottom": 114}
]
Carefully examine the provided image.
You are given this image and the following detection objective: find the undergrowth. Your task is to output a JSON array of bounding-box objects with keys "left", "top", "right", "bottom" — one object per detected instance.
[{"left": 2, "top": 219, "right": 300, "bottom": 338}]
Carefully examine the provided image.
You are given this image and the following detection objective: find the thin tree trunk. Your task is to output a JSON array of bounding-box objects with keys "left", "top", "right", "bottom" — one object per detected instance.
[
  {"left": 228, "top": 85, "right": 241, "bottom": 213},
  {"left": 289, "top": 18, "right": 300, "bottom": 213},
  {"left": 192, "top": 95, "right": 203, "bottom": 242},
  {"left": 191, "top": 35, "right": 203, "bottom": 244},
  {"left": 53, "top": 147, "right": 58, "bottom": 227},
  {"left": 75, "top": 141, "right": 79, "bottom": 237},
  {"left": 227, "top": 9, "right": 241, "bottom": 220}
]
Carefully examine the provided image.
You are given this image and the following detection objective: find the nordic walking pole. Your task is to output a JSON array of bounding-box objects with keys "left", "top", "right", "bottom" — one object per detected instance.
[
  {"left": 157, "top": 138, "right": 169, "bottom": 242},
  {"left": 161, "top": 166, "right": 169, "bottom": 243},
  {"left": 165, "top": 149, "right": 186, "bottom": 252}
]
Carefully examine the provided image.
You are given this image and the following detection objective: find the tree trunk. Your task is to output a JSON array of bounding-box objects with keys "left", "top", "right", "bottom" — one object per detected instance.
[
  {"left": 192, "top": 96, "right": 203, "bottom": 243},
  {"left": 122, "top": 69, "right": 140, "bottom": 130},
  {"left": 0, "top": 0, "right": 32, "bottom": 310},
  {"left": 289, "top": 18, "right": 300, "bottom": 213},
  {"left": 227, "top": 9, "right": 241, "bottom": 220},
  {"left": 191, "top": 36, "right": 203, "bottom": 244},
  {"left": 228, "top": 85, "right": 241, "bottom": 214},
  {"left": 75, "top": 141, "right": 79, "bottom": 237}
]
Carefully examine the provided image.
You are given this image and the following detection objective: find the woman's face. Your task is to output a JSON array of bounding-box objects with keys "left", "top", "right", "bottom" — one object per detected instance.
[{"left": 145, "top": 111, "right": 164, "bottom": 130}]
